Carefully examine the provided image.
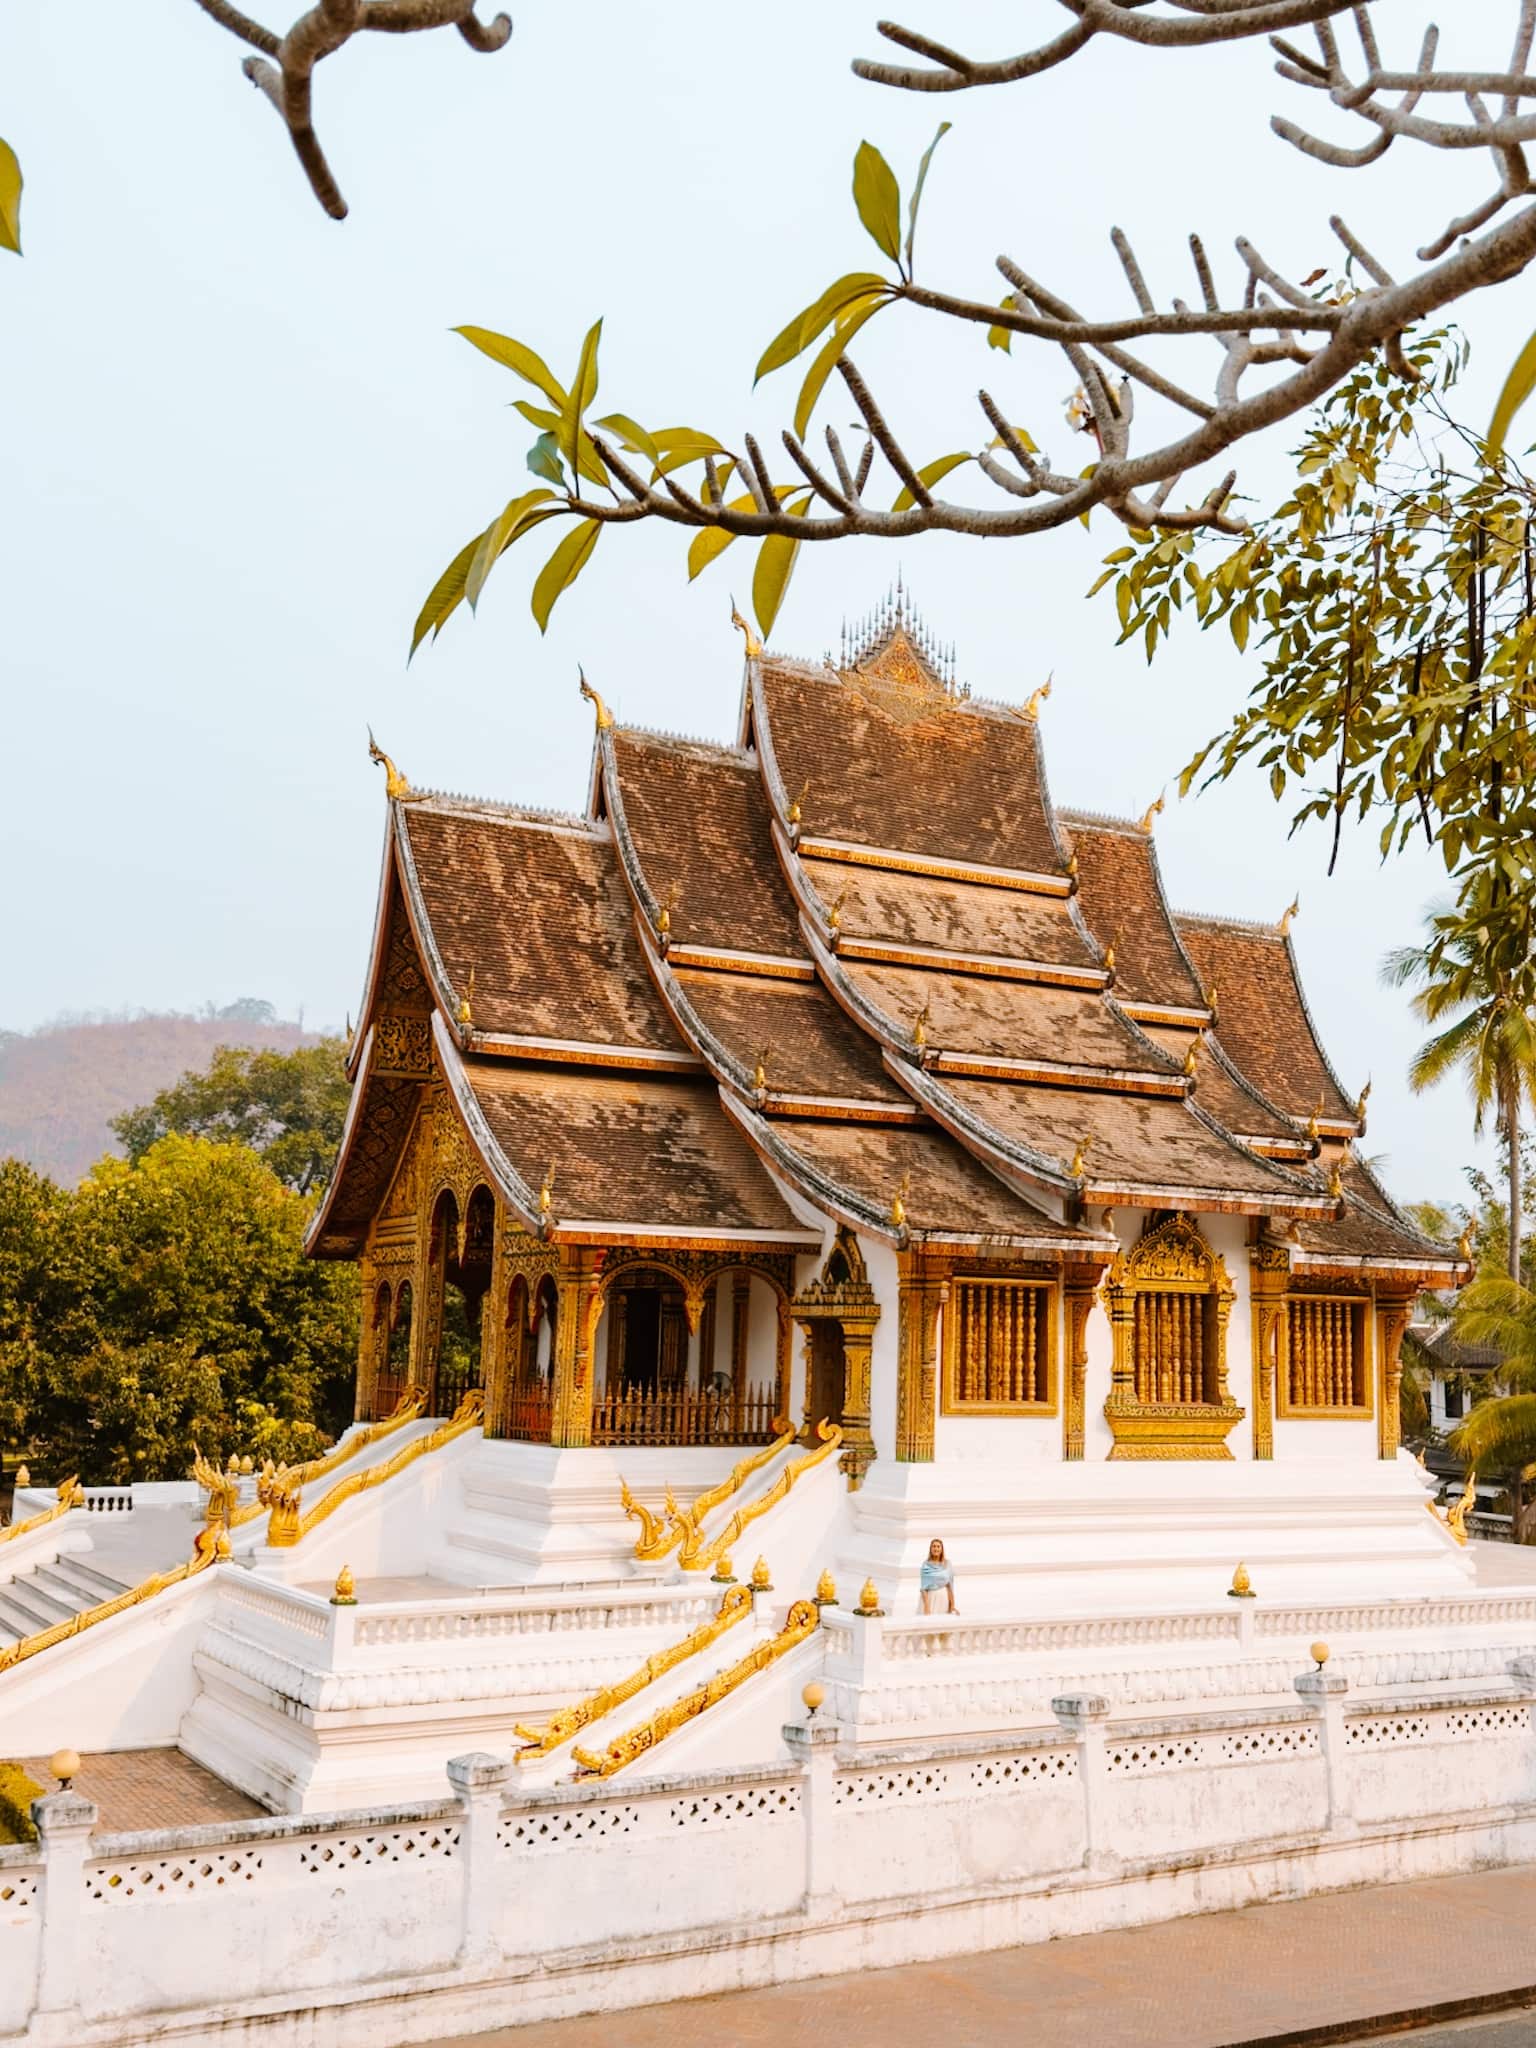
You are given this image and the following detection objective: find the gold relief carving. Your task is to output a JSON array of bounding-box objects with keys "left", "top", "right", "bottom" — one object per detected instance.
[
  {"left": 1103, "top": 1214, "right": 1243, "bottom": 1461},
  {"left": 1247, "top": 1237, "right": 1290, "bottom": 1462},
  {"left": 550, "top": 1247, "right": 604, "bottom": 1447},
  {"left": 373, "top": 1015, "right": 431, "bottom": 1076},
  {"left": 1376, "top": 1294, "right": 1413, "bottom": 1460},
  {"left": 599, "top": 1249, "right": 794, "bottom": 1337},
  {"left": 896, "top": 1255, "right": 944, "bottom": 1463},
  {"left": 1, "top": 1477, "right": 85, "bottom": 1550},
  {"left": 792, "top": 1228, "right": 879, "bottom": 1488},
  {"left": 572, "top": 1596, "right": 821, "bottom": 1779},
  {"left": 379, "top": 904, "right": 430, "bottom": 1011},
  {"left": 941, "top": 1274, "right": 1058, "bottom": 1416},
  {"left": 1063, "top": 1279, "right": 1097, "bottom": 1462},
  {"left": 678, "top": 1421, "right": 844, "bottom": 1572},
  {"left": 517, "top": 1585, "right": 753, "bottom": 1759}
]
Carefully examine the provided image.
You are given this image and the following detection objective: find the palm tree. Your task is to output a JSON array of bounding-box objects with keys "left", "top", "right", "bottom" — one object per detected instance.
[
  {"left": 1451, "top": 1272, "right": 1536, "bottom": 1537},
  {"left": 1383, "top": 877, "right": 1536, "bottom": 1282}
]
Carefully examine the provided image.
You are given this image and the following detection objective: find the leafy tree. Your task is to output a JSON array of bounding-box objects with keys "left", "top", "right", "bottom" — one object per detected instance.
[
  {"left": 1, "top": 1136, "right": 357, "bottom": 1482},
  {"left": 1383, "top": 878, "right": 1536, "bottom": 1283},
  {"left": 111, "top": 1037, "right": 350, "bottom": 1194}
]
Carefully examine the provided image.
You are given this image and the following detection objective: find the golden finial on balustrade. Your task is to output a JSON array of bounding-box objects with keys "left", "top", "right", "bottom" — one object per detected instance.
[
  {"left": 13, "top": 1465, "right": 29, "bottom": 1489},
  {"left": 226, "top": 1452, "right": 239, "bottom": 1474},
  {"left": 1227, "top": 1561, "right": 1255, "bottom": 1600},
  {"left": 815, "top": 1567, "right": 838, "bottom": 1607},
  {"left": 331, "top": 1564, "right": 358, "bottom": 1607},
  {"left": 238, "top": 1455, "right": 254, "bottom": 1477},
  {"left": 750, "top": 1556, "right": 772, "bottom": 1592},
  {"left": 802, "top": 1680, "right": 825, "bottom": 1719},
  {"left": 711, "top": 1553, "right": 736, "bottom": 1584},
  {"left": 856, "top": 1578, "right": 884, "bottom": 1617}
]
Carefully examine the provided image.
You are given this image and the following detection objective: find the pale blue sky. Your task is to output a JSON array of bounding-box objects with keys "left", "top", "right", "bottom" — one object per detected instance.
[{"left": 1, "top": 3, "right": 1521, "bottom": 1202}]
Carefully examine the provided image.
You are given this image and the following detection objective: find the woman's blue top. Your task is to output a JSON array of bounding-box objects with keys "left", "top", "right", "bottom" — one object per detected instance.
[{"left": 919, "top": 1559, "right": 953, "bottom": 1592}]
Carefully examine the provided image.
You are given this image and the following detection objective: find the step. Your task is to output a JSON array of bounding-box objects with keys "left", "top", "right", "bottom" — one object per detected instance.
[
  {"left": 4, "top": 1578, "right": 80, "bottom": 1628},
  {"left": 37, "top": 1557, "right": 132, "bottom": 1605},
  {"left": 0, "top": 1587, "right": 65, "bottom": 1637}
]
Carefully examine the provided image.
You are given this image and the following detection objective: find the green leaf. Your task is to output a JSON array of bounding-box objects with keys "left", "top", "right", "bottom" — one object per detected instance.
[
  {"left": 1488, "top": 326, "right": 1536, "bottom": 457},
  {"left": 527, "top": 432, "right": 565, "bottom": 486},
  {"left": 892, "top": 451, "right": 971, "bottom": 513},
  {"left": 454, "top": 327, "right": 566, "bottom": 409},
  {"left": 852, "top": 142, "right": 901, "bottom": 265},
  {"left": 531, "top": 518, "right": 601, "bottom": 634},
  {"left": 410, "top": 534, "right": 480, "bottom": 659},
  {"left": 688, "top": 496, "right": 759, "bottom": 580},
  {"left": 794, "top": 295, "right": 888, "bottom": 440},
  {"left": 904, "top": 122, "right": 950, "bottom": 274},
  {"left": 756, "top": 272, "right": 889, "bottom": 382},
  {"left": 592, "top": 412, "right": 660, "bottom": 466},
  {"left": 0, "top": 138, "right": 21, "bottom": 256},
  {"left": 751, "top": 492, "right": 812, "bottom": 640},
  {"left": 513, "top": 399, "right": 561, "bottom": 433},
  {"left": 466, "top": 489, "right": 557, "bottom": 610},
  {"left": 560, "top": 319, "right": 603, "bottom": 479}
]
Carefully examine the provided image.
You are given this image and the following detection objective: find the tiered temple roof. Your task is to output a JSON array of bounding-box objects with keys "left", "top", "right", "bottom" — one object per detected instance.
[{"left": 312, "top": 603, "right": 1462, "bottom": 1282}]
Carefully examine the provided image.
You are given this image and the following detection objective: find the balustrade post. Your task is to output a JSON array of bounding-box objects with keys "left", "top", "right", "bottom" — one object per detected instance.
[
  {"left": 782, "top": 1716, "right": 842, "bottom": 1910},
  {"left": 447, "top": 1752, "right": 512, "bottom": 1970},
  {"left": 1051, "top": 1692, "right": 1113, "bottom": 1873},
  {"left": 1294, "top": 1664, "right": 1353, "bottom": 1833},
  {"left": 28, "top": 1789, "right": 98, "bottom": 2036}
]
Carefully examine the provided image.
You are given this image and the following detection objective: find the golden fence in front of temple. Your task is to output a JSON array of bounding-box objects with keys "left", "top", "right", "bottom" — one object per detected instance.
[{"left": 591, "top": 1380, "right": 780, "bottom": 1448}]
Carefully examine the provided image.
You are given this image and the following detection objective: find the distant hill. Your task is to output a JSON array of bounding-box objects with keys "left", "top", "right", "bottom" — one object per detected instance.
[{"left": 0, "top": 1003, "right": 324, "bottom": 1185}]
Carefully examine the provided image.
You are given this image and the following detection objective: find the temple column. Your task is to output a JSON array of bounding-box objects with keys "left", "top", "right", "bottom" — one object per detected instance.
[
  {"left": 839, "top": 1318, "right": 877, "bottom": 1490},
  {"left": 1376, "top": 1289, "right": 1412, "bottom": 1460},
  {"left": 1248, "top": 1239, "right": 1289, "bottom": 1459},
  {"left": 1062, "top": 1266, "right": 1098, "bottom": 1462},
  {"left": 774, "top": 1296, "right": 792, "bottom": 1421},
  {"left": 895, "top": 1255, "right": 944, "bottom": 1463},
  {"left": 479, "top": 1203, "right": 512, "bottom": 1440},
  {"left": 730, "top": 1273, "right": 751, "bottom": 1434},
  {"left": 550, "top": 1247, "right": 604, "bottom": 1449},
  {"left": 354, "top": 1253, "right": 380, "bottom": 1424},
  {"left": 798, "top": 1319, "right": 819, "bottom": 1441}
]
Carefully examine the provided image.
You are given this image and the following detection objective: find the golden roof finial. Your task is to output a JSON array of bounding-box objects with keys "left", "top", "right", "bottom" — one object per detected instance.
[
  {"left": 1279, "top": 894, "right": 1300, "bottom": 936},
  {"left": 787, "top": 777, "right": 810, "bottom": 829},
  {"left": 1183, "top": 1034, "right": 1201, "bottom": 1080},
  {"left": 578, "top": 668, "right": 614, "bottom": 731},
  {"left": 1305, "top": 1095, "right": 1323, "bottom": 1143},
  {"left": 1355, "top": 1077, "right": 1372, "bottom": 1123},
  {"left": 1068, "top": 1135, "right": 1092, "bottom": 1180},
  {"left": 730, "top": 596, "right": 763, "bottom": 659},
  {"left": 367, "top": 728, "right": 412, "bottom": 802},
  {"left": 1022, "top": 676, "right": 1052, "bottom": 722},
  {"left": 538, "top": 1163, "right": 556, "bottom": 1219},
  {"left": 656, "top": 879, "right": 680, "bottom": 942},
  {"left": 890, "top": 1172, "right": 911, "bottom": 1234},
  {"left": 827, "top": 885, "right": 849, "bottom": 936},
  {"left": 456, "top": 965, "right": 476, "bottom": 1029},
  {"left": 1204, "top": 982, "right": 1219, "bottom": 1021},
  {"left": 752, "top": 1046, "right": 769, "bottom": 1096},
  {"left": 1458, "top": 1221, "right": 1475, "bottom": 1264},
  {"left": 1065, "top": 852, "right": 1079, "bottom": 881},
  {"left": 1327, "top": 1158, "right": 1344, "bottom": 1202},
  {"left": 912, "top": 999, "right": 932, "bottom": 1052},
  {"left": 1137, "top": 790, "right": 1165, "bottom": 833},
  {"left": 1103, "top": 936, "right": 1117, "bottom": 976}
]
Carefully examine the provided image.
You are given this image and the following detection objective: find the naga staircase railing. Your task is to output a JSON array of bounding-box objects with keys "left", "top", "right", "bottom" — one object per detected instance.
[
  {"left": 513, "top": 1584, "right": 753, "bottom": 1760},
  {"left": 620, "top": 1416, "right": 797, "bottom": 1564},
  {"left": 0, "top": 1524, "right": 228, "bottom": 1679},
  {"left": 191, "top": 1388, "right": 431, "bottom": 1538},
  {"left": 678, "top": 1420, "right": 843, "bottom": 1572},
  {"left": 1, "top": 1478, "right": 84, "bottom": 1548},
  {"left": 572, "top": 1595, "right": 821, "bottom": 1779},
  {"left": 263, "top": 1390, "right": 484, "bottom": 1548}
]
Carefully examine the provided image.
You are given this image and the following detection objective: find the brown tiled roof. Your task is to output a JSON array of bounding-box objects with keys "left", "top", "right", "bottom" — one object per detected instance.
[
  {"left": 1291, "top": 1151, "right": 1460, "bottom": 1266},
  {"left": 757, "top": 1117, "right": 1097, "bottom": 1245},
  {"left": 758, "top": 660, "right": 1065, "bottom": 874},
  {"left": 1141, "top": 1026, "right": 1300, "bottom": 1143},
  {"left": 842, "top": 961, "right": 1177, "bottom": 1074},
  {"left": 936, "top": 1075, "right": 1305, "bottom": 1200},
  {"left": 464, "top": 1061, "right": 803, "bottom": 1234},
  {"left": 672, "top": 970, "right": 907, "bottom": 1104},
  {"left": 400, "top": 803, "right": 678, "bottom": 1051},
  {"left": 607, "top": 729, "right": 804, "bottom": 959},
  {"left": 799, "top": 855, "right": 1097, "bottom": 968},
  {"left": 1060, "top": 817, "right": 1205, "bottom": 1011},
  {"left": 1176, "top": 916, "right": 1357, "bottom": 1124}
]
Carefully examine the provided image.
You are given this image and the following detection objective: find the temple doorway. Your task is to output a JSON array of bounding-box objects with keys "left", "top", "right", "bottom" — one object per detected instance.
[
  {"left": 433, "top": 1186, "right": 492, "bottom": 1414},
  {"left": 807, "top": 1322, "right": 847, "bottom": 1431}
]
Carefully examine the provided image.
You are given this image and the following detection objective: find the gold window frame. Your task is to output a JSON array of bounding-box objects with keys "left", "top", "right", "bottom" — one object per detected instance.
[
  {"left": 941, "top": 1273, "right": 1059, "bottom": 1417},
  {"left": 1277, "top": 1288, "right": 1375, "bottom": 1420}
]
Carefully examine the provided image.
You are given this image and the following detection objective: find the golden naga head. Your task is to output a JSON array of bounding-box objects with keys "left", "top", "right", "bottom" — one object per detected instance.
[
  {"left": 912, "top": 999, "right": 932, "bottom": 1052},
  {"left": 456, "top": 965, "right": 476, "bottom": 1030},
  {"left": 1068, "top": 1135, "right": 1092, "bottom": 1181},
  {"left": 889, "top": 1173, "right": 911, "bottom": 1235},
  {"left": 787, "top": 777, "right": 810, "bottom": 829},
  {"left": 1138, "top": 790, "right": 1165, "bottom": 833},
  {"left": 538, "top": 1164, "right": 556, "bottom": 1219},
  {"left": 1022, "top": 676, "right": 1052, "bottom": 722},
  {"left": 1458, "top": 1222, "right": 1475, "bottom": 1264},
  {"left": 751, "top": 1046, "right": 770, "bottom": 1096},
  {"left": 1183, "top": 1034, "right": 1202, "bottom": 1080},
  {"left": 1354, "top": 1077, "right": 1372, "bottom": 1124},
  {"left": 1327, "top": 1158, "right": 1345, "bottom": 1202},
  {"left": 578, "top": 668, "right": 614, "bottom": 731},
  {"left": 729, "top": 597, "right": 763, "bottom": 659},
  {"left": 1280, "top": 894, "right": 1300, "bottom": 937},
  {"left": 367, "top": 728, "right": 412, "bottom": 803}
]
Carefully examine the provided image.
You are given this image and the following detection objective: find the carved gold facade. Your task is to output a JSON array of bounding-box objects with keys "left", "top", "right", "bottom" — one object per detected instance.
[
  {"left": 1103, "top": 1214, "right": 1243, "bottom": 1460},
  {"left": 792, "top": 1229, "right": 880, "bottom": 1488}
]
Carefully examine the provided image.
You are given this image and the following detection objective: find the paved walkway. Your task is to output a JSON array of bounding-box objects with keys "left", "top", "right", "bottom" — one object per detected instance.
[
  {"left": 19, "top": 1750, "right": 263, "bottom": 1833},
  {"left": 438, "top": 1866, "right": 1536, "bottom": 2048}
]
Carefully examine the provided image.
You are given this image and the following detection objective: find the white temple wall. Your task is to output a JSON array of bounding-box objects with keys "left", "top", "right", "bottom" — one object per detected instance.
[
  {"left": 1212, "top": 1211, "right": 1255, "bottom": 1461},
  {"left": 1275, "top": 1416, "right": 1378, "bottom": 1462},
  {"left": 860, "top": 1232, "right": 900, "bottom": 1467}
]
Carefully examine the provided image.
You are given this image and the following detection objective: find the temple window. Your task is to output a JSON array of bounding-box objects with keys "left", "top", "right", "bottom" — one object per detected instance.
[
  {"left": 1133, "top": 1286, "right": 1218, "bottom": 1406},
  {"left": 1104, "top": 1214, "right": 1243, "bottom": 1460},
  {"left": 373, "top": 1279, "right": 412, "bottom": 1417},
  {"left": 942, "top": 1276, "right": 1056, "bottom": 1413},
  {"left": 433, "top": 1186, "right": 492, "bottom": 1414},
  {"left": 1281, "top": 1292, "right": 1371, "bottom": 1415}
]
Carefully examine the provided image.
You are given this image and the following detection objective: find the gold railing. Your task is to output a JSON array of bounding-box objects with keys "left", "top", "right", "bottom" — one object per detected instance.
[
  {"left": 0, "top": 1525, "right": 227, "bottom": 1679},
  {"left": 678, "top": 1420, "right": 843, "bottom": 1572},
  {"left": 513, "top": 1585, "right": 752, "bottom": 1759},
  {"left": 212, "top": 1388, "right": 430, "bottom": 1535},
  {"left": 620, "top": 1417, "right": 797, "bottom": 1563},
  {"left": 1, "top": 1477, "right": 83, "bottom": 1546},
  {"left": 573, "top": 1596, "right": 820, "bottom": 1779},
  {"left": 264, "top": 1390, "right": 484, "bottom": 1548}
]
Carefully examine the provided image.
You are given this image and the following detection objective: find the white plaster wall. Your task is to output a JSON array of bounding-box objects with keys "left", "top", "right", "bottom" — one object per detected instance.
[
  {"left": 861, "top": 1231, "right": 901, "bottom": 1467},
  {"left": 0, "top": 1893, "right": 37, "bottom": 2037},
  {"left": 1275, "top": 1416, "right": 1378, "bottom": 1462}
]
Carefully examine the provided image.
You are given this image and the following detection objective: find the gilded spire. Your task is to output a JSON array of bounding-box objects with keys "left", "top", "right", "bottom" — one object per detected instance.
[
  {"left": 730, "top": 597, "right": 763, "bottom": 659},
  {"left": 1326, "top": 1158, "right": 1344, "bottom": 1202},
  {"left": 752, "top": 1046, "right": 769, "bottom": 1096},
  {"left": 578, "top": 668, "right": 614, "bottom": 731},
  {"left": 1355, "top": 1077, "right": 1372, "bottom": 1123},
  {"left": 538, "top": 1163, "right": 556, "bottom": 1226},
  {"left": 889, "top": 1172, "right": 911, "bottom": 1234},
  {"left": 367, "top": 728, "right": 413, "bottom": 802},
  {"left": 1458, "top": 1221, "right": 1475, "bottom": 1264},
  {"left": 827, "top": 885, "right": 848, "bottom": 936},
  {"left": 1021, "top": 676, "right": 1052, "bottom": 723},
  {"left": 456, "top": 965, "right": 475, "bottom": 1030},
  {"left": 787, "top": 778, "right": 809, "bottom": 829},
  {"left": 912, "top": 998, "right": 932, "bottom": 1052},
  {"left": 656, "top": 880, "right": 680, "bottom": 948},
  {"left": 1305, "top": 1094, "right": 1323, "bottom": 1143},
  {"left": 1279, "top": 894, "right": 1300, "bottom": 936},
  {"left": 1068, "top": 1135, "right": 1092, "bottom": 1180},
  {"left": 1137, "top": 790, "right": 1165, "bottom": 833},
  {"left": 1182, "top": 1033, "right": 1201, "bottom": 1079}
]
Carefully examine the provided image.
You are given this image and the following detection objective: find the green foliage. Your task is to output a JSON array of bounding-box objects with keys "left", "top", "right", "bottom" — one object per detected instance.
[
  {"left": 0, "top": 138, "right": 20, "bottom": 257},
  {"left": 0, "top": 1136, "right": 357, "bottom": 1482},
  {"left": 109, "top": 1038, "right": 350, "bottom": 1194},
  {"left": 0, "top": 1762, "right": 41, "bottom": 1845},
  {"left": 419, "top": 127, "right": 961, "bottom": 648}
]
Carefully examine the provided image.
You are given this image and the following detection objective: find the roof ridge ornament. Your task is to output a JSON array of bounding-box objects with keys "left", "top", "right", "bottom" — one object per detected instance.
[
  {"left": 1137, "top": 790, "right": 1165, "bottom": 833},
  {"left": 579, "top": 668, "right": 614, "bottom": 731},
  {"left": 1069, "top": 1136, "right": 1092, "bottom": 1182},
  {"left": 537, "top": 1163, "right": 557, "bottom": 1238},
  {"left": 1279, "top": 894, "right": 1300, "bottom": 936},
  {"left": 456, "top": 965, "right": 476, "bottom": 1031},
  {"left": 889, "top": 1172, "right": 911, "bottom": 1242},
  {"left": 1355, "top": 1077, "right": 1371, "bottom": 1127},
  {"left": 1183, "top": 1032, "right": 1202, "bottom": 1080},
  {"left": 656, "top": 880, "right": 680, "bottom": 955},
  {"left": 1020, "top": 675, "right": 1052, "bottom": 723},
  {"left": 368, "top": 729, "right": 418, "bottom": 804},
  {"left": 730, "top": 598, "right": 763, "bottom": 659}
]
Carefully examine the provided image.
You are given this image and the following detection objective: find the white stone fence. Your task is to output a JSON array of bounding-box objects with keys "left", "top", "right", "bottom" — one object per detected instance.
[{"left": 6, "top": 1666, "right": 1536, "bottom": 2046}]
